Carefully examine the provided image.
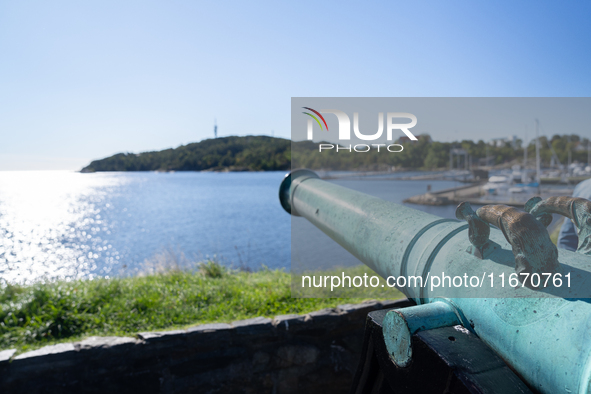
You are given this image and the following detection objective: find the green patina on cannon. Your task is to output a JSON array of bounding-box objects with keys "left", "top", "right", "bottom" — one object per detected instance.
[{"left": 280, "top": 169, "right": 591, "bottom": 394}]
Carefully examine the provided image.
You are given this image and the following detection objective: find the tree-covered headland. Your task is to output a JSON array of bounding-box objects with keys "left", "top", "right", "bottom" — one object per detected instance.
[{"left": 81, "top": 136, "right": 290, "bottom": 172}]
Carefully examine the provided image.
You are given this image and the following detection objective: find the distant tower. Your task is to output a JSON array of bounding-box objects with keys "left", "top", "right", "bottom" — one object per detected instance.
[{"left": 214, "top": 119, "right": 218, "bottom": 138}]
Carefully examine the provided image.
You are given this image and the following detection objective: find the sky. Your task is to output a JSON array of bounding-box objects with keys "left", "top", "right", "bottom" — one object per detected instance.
[{"left": 1, "top": 0, "right": 591, "bottom": 170}]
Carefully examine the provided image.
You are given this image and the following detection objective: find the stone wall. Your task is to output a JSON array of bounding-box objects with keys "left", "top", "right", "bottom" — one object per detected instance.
[{"left": 0, "top": 299, "right": 404, "bottom": 394}]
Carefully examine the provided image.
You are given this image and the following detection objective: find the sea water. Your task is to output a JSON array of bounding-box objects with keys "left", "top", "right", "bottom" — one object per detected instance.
[{"left": 0, "top": 171, "right": 462, "bottom": 283}]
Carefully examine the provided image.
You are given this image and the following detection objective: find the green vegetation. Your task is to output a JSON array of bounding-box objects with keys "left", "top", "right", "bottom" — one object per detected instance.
[
  {"left": 81, "top": 134, "right": 589, "bottom": 173},
  {"left": 293, "top": 134, "right": 590, "bottom": 170},
  {"left": 0, "top": 262, "right": 400, "bottom": 354},
  {"left": 81, "top": 136, "right": 290, "bottom": 172}
]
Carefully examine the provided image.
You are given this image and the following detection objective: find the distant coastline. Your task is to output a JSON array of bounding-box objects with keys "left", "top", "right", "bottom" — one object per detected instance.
[
  {"left": 81, "top": 133, "right": 590, "bottom": 173},
  {"left": 80, "top": 135, "right": 290, "bottom": 173}
]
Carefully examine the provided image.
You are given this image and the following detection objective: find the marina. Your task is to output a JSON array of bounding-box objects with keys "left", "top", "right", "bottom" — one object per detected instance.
[{"left": 403, "top": 181, "right": 577, "bottom": 207}]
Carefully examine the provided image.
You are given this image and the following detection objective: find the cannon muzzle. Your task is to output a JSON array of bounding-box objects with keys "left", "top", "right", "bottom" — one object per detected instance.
[{"left": 280, "top": 169, "right": 591, "bottom": 394}]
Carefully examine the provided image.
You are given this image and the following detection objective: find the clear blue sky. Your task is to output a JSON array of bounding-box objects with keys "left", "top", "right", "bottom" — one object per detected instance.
[{"left": 1, "top": 0, "right": 590, "bottom": 170}]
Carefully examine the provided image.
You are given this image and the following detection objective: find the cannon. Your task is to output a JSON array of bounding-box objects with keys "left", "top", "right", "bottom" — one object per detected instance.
[{"left": 279, "top": 169, "right": 591, "bottom": 394}]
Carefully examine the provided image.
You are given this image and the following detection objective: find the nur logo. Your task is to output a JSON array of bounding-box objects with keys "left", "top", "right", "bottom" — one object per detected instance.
[
  {"left": 302, "top": 107, "right": 418, "bottom": 153},
  {"left": 302, "top": 107, "right": 417, "bottom": 141}
]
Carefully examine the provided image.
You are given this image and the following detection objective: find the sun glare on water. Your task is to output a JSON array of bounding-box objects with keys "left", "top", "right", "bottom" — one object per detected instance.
[{"left": 0, "top": 171, "right": 127, "bottom": 285}]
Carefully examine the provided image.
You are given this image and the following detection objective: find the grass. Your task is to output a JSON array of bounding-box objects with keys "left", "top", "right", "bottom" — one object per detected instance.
[
  {"left": 5, "top": 218, "right": 563, "bottom": 355},
  {"left": 0, "top": 262, "right": 401, "bottom": 354}
]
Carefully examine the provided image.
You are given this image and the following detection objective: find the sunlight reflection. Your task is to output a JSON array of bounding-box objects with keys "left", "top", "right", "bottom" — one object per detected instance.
[{"left": 0, "top": 171, "right": 127, "bottom": 284}]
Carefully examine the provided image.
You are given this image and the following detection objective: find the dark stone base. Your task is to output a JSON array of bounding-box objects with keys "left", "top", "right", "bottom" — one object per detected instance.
[{"left": 0, "top": 300, "right": 399, "bottom": 394}]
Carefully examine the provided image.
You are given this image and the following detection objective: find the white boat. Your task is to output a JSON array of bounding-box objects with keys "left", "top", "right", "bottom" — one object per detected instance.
[
  {"left": 482, "top": 175, "right": 509, "bottom": 195},
  {"left": 481, "top": 174, "right": 539, "bottom": 199}
]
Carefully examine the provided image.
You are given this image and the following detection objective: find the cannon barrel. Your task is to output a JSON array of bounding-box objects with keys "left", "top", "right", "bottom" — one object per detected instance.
[{"left": 280, "top": 169, "right": 591, "bottom": 394}]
